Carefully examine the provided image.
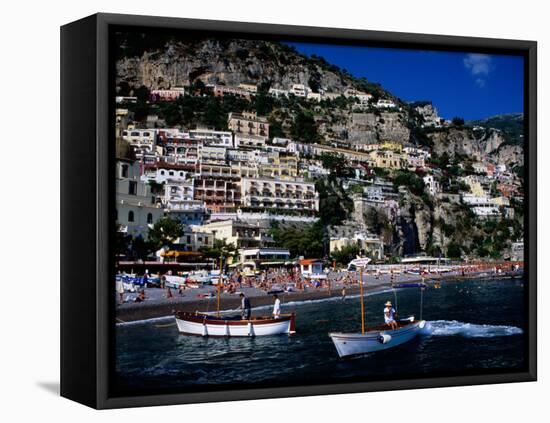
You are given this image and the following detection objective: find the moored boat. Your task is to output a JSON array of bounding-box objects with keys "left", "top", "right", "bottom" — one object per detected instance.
[
  {"left": 329, "top": 319, "right": 426, "bottom": 358},
  {"left": 175, "top": 311, "right": 296, "bottom": 337}
]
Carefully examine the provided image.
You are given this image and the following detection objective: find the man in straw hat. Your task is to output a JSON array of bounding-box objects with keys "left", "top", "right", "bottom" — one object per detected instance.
[{"left": 384, "top": 300, "right": 398, "bottom": 330}]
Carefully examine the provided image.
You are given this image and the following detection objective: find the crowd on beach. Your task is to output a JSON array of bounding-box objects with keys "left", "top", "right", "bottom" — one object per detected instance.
[{"left": 116, "top": 261, "right": 523, "bottom": 306}]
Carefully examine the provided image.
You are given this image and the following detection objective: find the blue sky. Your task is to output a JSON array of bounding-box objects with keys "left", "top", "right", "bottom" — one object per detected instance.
[{"left": 286, "top": 42, "right": 524, "bottom": 120}]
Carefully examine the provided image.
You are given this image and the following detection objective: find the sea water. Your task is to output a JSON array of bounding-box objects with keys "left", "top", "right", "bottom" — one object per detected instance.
[{"left": 114, "top": 278, "right": 526, "bottom": 395}]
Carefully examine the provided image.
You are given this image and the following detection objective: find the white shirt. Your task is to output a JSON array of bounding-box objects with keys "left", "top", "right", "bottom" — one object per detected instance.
[
  {"left": 273, "top": 298, "right": 281, "bottom": 317},
  {"left": 384, "top": 307, "right": 396, "bottom": 323}
]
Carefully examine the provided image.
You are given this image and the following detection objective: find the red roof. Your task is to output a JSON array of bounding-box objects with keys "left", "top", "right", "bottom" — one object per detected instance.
[{"left": 299, "top": 259, "right": 323, "bottom": 265}]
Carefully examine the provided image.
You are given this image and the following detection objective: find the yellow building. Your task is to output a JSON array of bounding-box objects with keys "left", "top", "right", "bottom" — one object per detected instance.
[
  {"left": 379, "top": 141, "right": 403, "bottom": 152},
  {"left": 367, "top": 150, "right": 407, "bottom": 169},
  {"left": 259, "top": 154, "right": 298, "bottom": 180}
]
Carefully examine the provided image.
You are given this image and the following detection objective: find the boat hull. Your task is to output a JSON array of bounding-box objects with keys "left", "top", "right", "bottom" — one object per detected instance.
[
  {"left": 175, "top": 312, "right": 296, "bottom": 337},
  {"left": 329, "top": 320, "right": 426, "bottom": 358}
]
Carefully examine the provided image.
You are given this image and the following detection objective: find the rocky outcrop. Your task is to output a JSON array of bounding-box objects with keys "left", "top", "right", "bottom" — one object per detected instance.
[
  {"left": 428, "top": 127, "right": 523, "bottom": 166},
  {"left": 347, "top": 112, "right": 410, "bottom": 145},
  {"left": 117, "top": 39, "right": 370, "bottom": 94}
]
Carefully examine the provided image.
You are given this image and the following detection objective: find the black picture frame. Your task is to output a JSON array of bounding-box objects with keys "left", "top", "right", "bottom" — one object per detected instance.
[{"left": 61, "top": 12, "right": 537, "bottom": 409}]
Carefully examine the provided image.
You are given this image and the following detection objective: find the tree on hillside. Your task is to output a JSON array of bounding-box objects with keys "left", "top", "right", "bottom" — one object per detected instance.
[
  {"left": 291, "top": 110, "right": 318, "bottom": 143},
  {"left": 331, "top": 243, "right": 360, "bottom": 265},
  {"left": 451, "top": 117, "right": 465, "bottom": 127},
  {"left": 318, "top": 152, "right": 353, "bottom": 178},
  {"left": 147, "top": 217, "right": 184, "bottom": 250},
  {"left": 199, "top": 239, "right": 238, "bottom": 262}
]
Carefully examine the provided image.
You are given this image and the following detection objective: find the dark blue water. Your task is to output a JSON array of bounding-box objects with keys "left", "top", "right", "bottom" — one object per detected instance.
[{"left": 114, "top": 278, "right": 526, "bottom": 395}]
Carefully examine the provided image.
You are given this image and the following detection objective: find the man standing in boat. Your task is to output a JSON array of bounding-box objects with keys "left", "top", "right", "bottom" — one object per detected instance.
[
  {"left": 240, "top": 292, "right": 251, "bottom": 320},
  {"left": 272, "top": 294, "right": 281, "bottom": 319},
  {"left": 384, "top": 301, "right": 398, "bottom": 330}
]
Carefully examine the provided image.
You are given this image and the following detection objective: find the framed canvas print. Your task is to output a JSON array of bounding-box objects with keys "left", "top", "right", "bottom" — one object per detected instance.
[{"left": 60, "top": 13, "right": 537, "bottom": 409}]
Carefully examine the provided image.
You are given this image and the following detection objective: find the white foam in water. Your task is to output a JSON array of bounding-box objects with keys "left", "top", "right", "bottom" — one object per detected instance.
[{"left": 425, "top": 320, "right": 523, "bottom": 338}]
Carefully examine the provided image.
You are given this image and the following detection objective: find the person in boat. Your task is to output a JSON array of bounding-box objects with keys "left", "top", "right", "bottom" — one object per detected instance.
[
  {"left": 240, "top": 292, "right": 251, "bottom": 320},
  {"left": 384, "top": 301, "right": 398, "bottom": 330},
  {"left": 272, "top": 294, "right": 281, "bottom": 319}
]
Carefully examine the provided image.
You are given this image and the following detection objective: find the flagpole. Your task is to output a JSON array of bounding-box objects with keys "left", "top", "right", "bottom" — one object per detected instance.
[
  {"left": 359, "top": 266, "right": 365, "bottom": 335},
  {"left": 217, "top": 256, "right": 223, "bottom": 317}
]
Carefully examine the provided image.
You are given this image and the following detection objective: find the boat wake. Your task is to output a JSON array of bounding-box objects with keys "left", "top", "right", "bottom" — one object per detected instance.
[{"left": 424, "top": 320, "right": 523, "bottom": 338}]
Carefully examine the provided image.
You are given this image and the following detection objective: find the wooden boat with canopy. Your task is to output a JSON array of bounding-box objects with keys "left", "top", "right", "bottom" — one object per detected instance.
[
  {"left": 174, "top": 256, "right": 296, "bottom": 337},
  {"left": 329, "top": 262, "right": 426, "bottom": 358}
]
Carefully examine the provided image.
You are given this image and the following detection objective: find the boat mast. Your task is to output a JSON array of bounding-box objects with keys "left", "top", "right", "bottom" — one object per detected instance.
[
  {"left": 359, "top": 266, "right": 365, "bottom": 334},
  {"left": 217, "top": 256, "right": 223, "bottom": 317}
]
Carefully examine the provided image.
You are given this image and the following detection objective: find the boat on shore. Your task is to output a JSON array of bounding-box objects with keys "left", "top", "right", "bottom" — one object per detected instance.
[
  {"left": 175, "top": 311, "right": 296, "bottom": 337},
  {"left": 329, "top": 318, "right": 426, "bottom": 357}
]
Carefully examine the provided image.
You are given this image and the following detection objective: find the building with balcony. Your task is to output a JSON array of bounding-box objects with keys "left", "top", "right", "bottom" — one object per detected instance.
[
  {"left": 196, "top": 219, "right": 269, "bottom": 249},
  {"left": 375, "top": 99, "right": 397, "bottom": 109},
  {"left": 238, "top": 83, "right": 258, "bottom": 94},
  {"left": 228, "top": 111, "right": 269, "bottom": 138},
  {"left": 116, "top": 159, "right": 163, "bottom": 237},
  {"left": 121, "top": 128, "right": 157, "bottom": 153},
  {"left": 329, "top": 232, "right": 384, "bottom": 260},
  {"left": 367, "top": 150, "right": 408, "bottom": 169},
  {"left": 194, "top": 164, "right": 242, "bottom": 213},
  {"left": 258, "top": 154, "right": 299, "bottom": 180},
  {"left": 234, "top": 134, "right": 267, "bottom": 149},
  {"left": 149, "top": 87, "right": 185, "bottom": 102},
  {"left": 290, "top": 83, "right": 308, "bottom": 97},
  {"left": 268, "top": 87, "right": 289, "bottom": 98},
  {"left": 240, "top": 177, "right": 319, "bottom": 214},
  {"left": 210, "top": 84, "right": 250, "bottom": 99},
  {"left": 240, "top": 247, "right": 291, "bottom": 269},
  {"left": 198, "top": 145, "right": 227, "bottom": 163},
  {"left": 140, "top": 162, "right": 192, "bottom": 184},
  {"left": 188, "top": 128, "right": 233, "bottom": 148}
]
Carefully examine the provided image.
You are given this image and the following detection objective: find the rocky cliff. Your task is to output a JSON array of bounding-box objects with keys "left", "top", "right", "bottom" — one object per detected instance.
[{"left": 115, "top": 36, "right": 390, "bottom": 97}]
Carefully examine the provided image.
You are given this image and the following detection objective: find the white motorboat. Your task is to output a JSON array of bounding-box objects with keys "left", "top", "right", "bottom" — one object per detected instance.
[
  {"left": 329, "top": 265, "right": 428, "bottom": 358},
  {"left": 329, "top": 318, "right": 426, "bottom": 357},
  {"left": 175, "top": 311, "right": 296, "bottom": 337}
]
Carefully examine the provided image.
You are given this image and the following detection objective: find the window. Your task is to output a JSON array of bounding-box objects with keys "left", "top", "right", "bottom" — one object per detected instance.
[
  {"left": 160, "top": 170, "right": 165, "bottom": 175},
  {"left": 169, "top": 171, "right": 174, "bottom": 176},
  {"left": 128, "top": 211, "right": 134, "bottom": 222},
  {"left": 128, "top": 181, "right": 137, "bottom": 195},
  {"left": 147, "top": 213, "right": 153, "bottom": 224},
  {"left": 121, "top": 164, "right": 129, "bottom": 178}
]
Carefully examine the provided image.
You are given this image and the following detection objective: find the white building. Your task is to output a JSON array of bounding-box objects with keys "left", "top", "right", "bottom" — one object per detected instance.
[
  {"left": 306, "top": 92, "right": 322, "bottom": 101},
  {"left": 238, "top": 83, "right": 258, "bottom": 94},
  {"left": 198, "top": 145, "right": 227, "bottom": 163},
  {"left": 121, "top": 128, "right": 157, "bottom": 152},
  {"left": 234, "top": 134, "right": 267, "bottom": 149},
  {"left": 240, "top": 247, "right": 291, "bottom": 269},
  {"left": 330, "top": 232, "right": 384, "bottom": 260},
  {"left": 375, "top": 99, "right": 397, "bottom": 109},
  {"left": 188, "top": 128, "right": 233, "bottom": 148},
  {"left": 116, "top": 160, "right": 163, "bottom": 237},
  {"left": 141, "top": 163, "right": 190, "bottom": 184},
  {"left": 268, "top": 87, "right": 289, "bottom": 98},
  {"left": 423, "top": 174, "right": 441, "bottom": 196},
  {"left": 290, "top": 83, "right": 308, "bottom": 97},
  {"left": 240, "top": 177, "right": 319, "bottom": 213}
]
